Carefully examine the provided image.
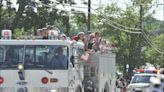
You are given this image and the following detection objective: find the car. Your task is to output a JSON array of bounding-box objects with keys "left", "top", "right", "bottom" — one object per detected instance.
[{"left": 126, "top": 73, "right": 160, "bottom": 92}]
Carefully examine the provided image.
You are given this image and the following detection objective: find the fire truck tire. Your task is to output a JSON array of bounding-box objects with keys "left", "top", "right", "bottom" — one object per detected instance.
[
  {"left": 104, "top": 83, "right": 110, "bottom": 92},
  {"left": 75, "top": 86, "right": 82, "bottom": 92}
]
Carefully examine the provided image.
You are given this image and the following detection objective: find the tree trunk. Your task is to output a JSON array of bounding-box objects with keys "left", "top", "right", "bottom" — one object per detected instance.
[
  {"left": 65, "top": 16, "right": 70, "bottom": 36},
  {"left": 11, "top": 0, "right": 27, "bottom": 31},
  {"left": 128, "top": 34, "right": 136, "bottom": 79},
  {"left": 61, "top": 15, "right": 70, "bottom": 36}
]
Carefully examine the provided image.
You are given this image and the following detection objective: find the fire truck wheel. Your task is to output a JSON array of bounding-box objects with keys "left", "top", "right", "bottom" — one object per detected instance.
[{"left": 75, "top": 86, "right": 82, "bottom": 92}]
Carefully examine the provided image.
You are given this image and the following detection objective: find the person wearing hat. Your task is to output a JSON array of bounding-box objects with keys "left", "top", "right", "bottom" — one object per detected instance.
[
  {"left": 72, "top": 32, "right": 85, "bottom": 41},
  {"left": 92, "top": 32, "right": 101, "bottom": 52},
  {"left": 36, "top": 29, "right": 42, "bottom": 36},
  {"left": 77, "top": 32, "right": 85, "bottom": 42}
]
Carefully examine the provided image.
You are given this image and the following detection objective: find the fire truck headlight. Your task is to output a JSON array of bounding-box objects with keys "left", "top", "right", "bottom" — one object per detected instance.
[
  {"left": 51, "top": 89, "right": 57, "bottom": 92},
  {"left": 18, "top": 64, "right": 24, "bottom": 70}
]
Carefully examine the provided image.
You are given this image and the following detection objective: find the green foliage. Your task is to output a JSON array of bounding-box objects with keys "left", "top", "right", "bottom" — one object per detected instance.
[
  {"left": 132, "top": 0, "right": 152, "bottom": 7},
  {"left": 143, "top": 34, "right": 164, "bottom": 66},
  {"left": 13, "top": 28, "right": 24, "bottom": 37}
]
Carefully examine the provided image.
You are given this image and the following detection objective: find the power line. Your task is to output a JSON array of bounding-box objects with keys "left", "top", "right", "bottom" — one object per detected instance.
[
  {"left": 97, "top": 2, "right": 164, "bottom": 54},
  {"left": 106, "top": 21, "right": 141, "bottom": 34},
  {"left": 141, "top": 24, "right": 164, "bottom": 54},
  {"left": 139, "top": 2, "right": 164, "bottom": 55},
  {"left": 37, "top": 1, "right": 142, "bottom": 34},
  {"left": 38, "top": 0, "right": 162, "bottom": 38},
  {"left": 37, "top": 1, "right": 90, "bottom": 14},
  {"left": 142, "top": 29, "right": 162, "bottom": 51},
  {"left": 92, "top": 11, "right": 142, "bottom": 33},
  {"left": 98, "top": 17, "right": 141, "bottom": 34},
  {"left": 91, "top": 7, "right": 142, "bottom": 31},
  {"left": 142, "top": 32, "right": 164, "bottom": 54},
  {"left": 38, "top": 0, "right": 162, "bottom": 37},
  {"left": 50, "top": 0, "right": 143, "bottom": 31},
  {"left": 50, "top": 0, "right": 89, "bottom": 9}
]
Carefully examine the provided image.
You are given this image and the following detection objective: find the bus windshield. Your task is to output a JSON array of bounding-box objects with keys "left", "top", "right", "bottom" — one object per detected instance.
[{"left": 0, "top": 45, "right": 68, "bottom": 70}]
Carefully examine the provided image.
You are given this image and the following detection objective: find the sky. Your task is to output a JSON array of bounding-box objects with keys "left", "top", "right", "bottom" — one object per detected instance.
[
  {"left": 10, "top": 0, "right": 164, "bottom": 21},
  {"left": 153, "top": 0, "right": 163, "bottom": 20},
  {"left": 58, "top": 0, "right": 164, "bottom": 21}
]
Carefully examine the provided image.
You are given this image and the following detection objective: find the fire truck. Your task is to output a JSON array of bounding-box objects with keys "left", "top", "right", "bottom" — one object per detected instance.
[{"left": 0, "top": 30, "right": 116, "bottom": 92}]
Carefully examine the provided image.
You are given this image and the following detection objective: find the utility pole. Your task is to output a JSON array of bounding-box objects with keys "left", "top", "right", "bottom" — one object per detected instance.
[
  {"left": 162, "top": 0, "right": 164, "bottom": 64},
  {"left": 88, "top": 0, "right": 91, "bottom": 32},
  {"left": 0, "top": 0, "right": 2, "bottom": 30},
  {"left": 138, "top": 4, "right": 143, "bottom": 67},
  {"left": 140, "top": 4, "right": 143, "bottom": 32}
]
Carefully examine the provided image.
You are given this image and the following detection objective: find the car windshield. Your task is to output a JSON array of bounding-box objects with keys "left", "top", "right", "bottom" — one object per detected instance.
[
  {"left": 131, "top": 75, "right": 155, "bottom": 83},
  {"left": 0, "top": 45, "right": 68, "bottom": 70}
]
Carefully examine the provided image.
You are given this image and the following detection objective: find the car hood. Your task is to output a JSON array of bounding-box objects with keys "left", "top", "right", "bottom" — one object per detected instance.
[{"left": 127, "top": 83, "right": 150, "bottom": 88}]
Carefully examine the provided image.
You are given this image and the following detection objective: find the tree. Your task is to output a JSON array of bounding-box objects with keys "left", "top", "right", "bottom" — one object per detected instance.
[
  {"left": 11, "top": 0, "right": 29, "bottom": 30},
  {"left": 95, "top": 0, "right": 161, "bottom": 79},
  {"left": 143, "top": 34, "right": 164, "bottom": 67}
]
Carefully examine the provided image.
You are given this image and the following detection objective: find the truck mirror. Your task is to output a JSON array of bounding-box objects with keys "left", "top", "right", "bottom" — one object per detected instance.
[
  {"left": 73, "top": 49, "right": 78, "bottom": 57},
  {"left": 70, "top": 56, "right": 75, "bottom": 67}
]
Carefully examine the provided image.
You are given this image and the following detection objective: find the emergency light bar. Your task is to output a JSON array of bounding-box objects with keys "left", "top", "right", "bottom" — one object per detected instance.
[{"left": 135, "top": 69, "right": 160, "bottom": 74}]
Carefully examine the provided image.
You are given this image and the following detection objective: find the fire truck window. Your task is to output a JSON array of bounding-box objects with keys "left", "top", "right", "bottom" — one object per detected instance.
[
  {"left": 0, "top": 45, "right": 69, "bottom": 70},
  {"left": 91, "top": 67, "right": 96, "bottom": 77},
  {"left": 48, "top": 46, "right": 68, "bottom": 69},
  {"left": 23, "top": 45, "right": 68, "bottom": 70},
  {"left": 25, "top": 46, "right": 34, "bottom": 63},
  {"left": 84, "top": 66, "right": 90, "bottom": 77},
  {"left": 0, "top": 47, "right": 4, "bottom": 62},
  {"left": 0, "top": 45, "right": 24, "bottom": 69},
  {"left": 5, "top": 46, "right": 24, "bottom": 64}
]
